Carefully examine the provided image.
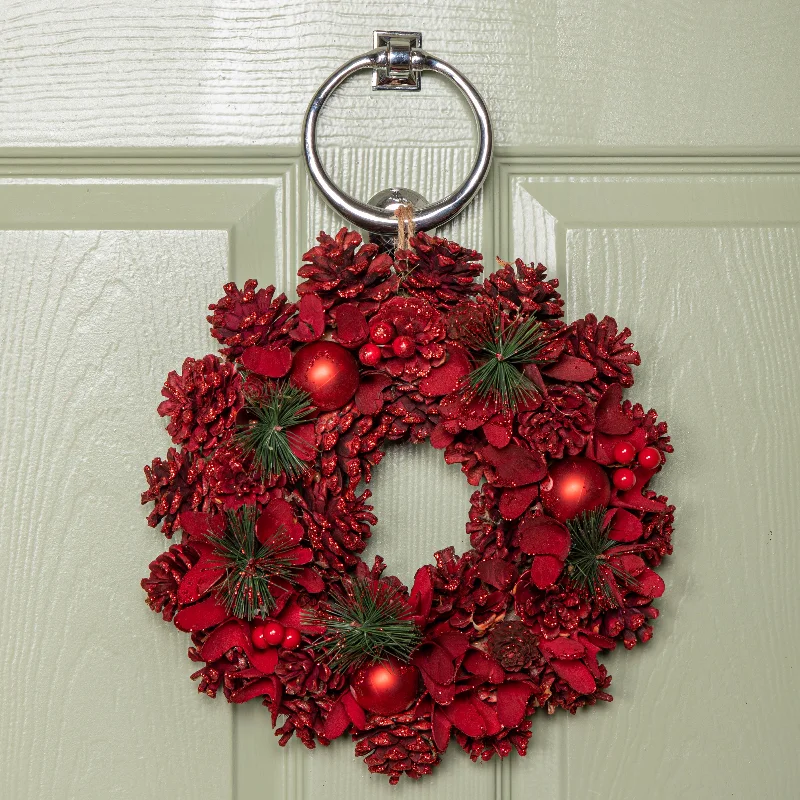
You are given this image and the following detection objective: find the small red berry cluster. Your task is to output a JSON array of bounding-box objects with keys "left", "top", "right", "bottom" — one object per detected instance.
[
  {"left": 358, "top": 320, "right": 414, "bottom": 366},
  {"left": 252, "top": 620, "right": 301, "bottom": 651},
  {"left": 611, "top": 441, "right": 662, "bottom": 490}
]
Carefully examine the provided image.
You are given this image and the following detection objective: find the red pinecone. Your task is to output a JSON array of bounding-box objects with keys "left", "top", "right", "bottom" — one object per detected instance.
[
  {"left": 157, "top": 354, "right": 243, "bottom": 454},
  {"left": 207, "top": 279, "right": 297, "bottom": 358},
  {"left": 479, "top": 258, "right": 564, "bottom": 319},
  {"left": 396, "top": 231, "right": 482, "bottom": 308},
  {"left": 487, "top": 621, "right": 540, "bottom": 672},
  {"left": 354, "top": 708, "right": 441, "bottom": 784},
  {"left": 380, "top": 385, "right": 440, "bottom": 443},
  {"left": 274, "top": 650, "right": 345, "bottom": 697},
  {"left": 517, "top": 385, "right": 595, "bottom": 459},
  {"left": 141, "top": 541, "right": 200, "bottom": 620},
  {"left": 297, "top": 228, "right": 397, "bottom": 315}
]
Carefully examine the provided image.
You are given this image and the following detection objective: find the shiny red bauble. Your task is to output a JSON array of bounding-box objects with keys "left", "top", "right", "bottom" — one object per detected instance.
[
  {"left": 281, "top": 627, "right": 301, "bottom": 650},
  {"left": 350, "top": 658, "right": 420, "bottom": 715},
  {"left": 289, "top": 341, "right": 359, "bottom": 411},
  {"left": 540, "top": 456, "right": 612, "bottom": 523},
  {"left": 358, "top": 342, "right": 382, "bottom": 367},
  {"left": 263, "top": 622, "right": 285, "bottom": 646},
  {"left": 613, "top": 467, "right": 636, "bottom": 490},
  {"left": 251, "top": 625, "right": 271, "bottom": 650},
  {"left": 391, "top": 336, "right": 415, "bottom": 358},
  {"left": 638, "top": 446, "right": 661, "bottom": 469},
  {"left": 613, "top": 441, "right": 636, "bottom": 464},
  {"left": 370, "top": 320, "right": 396, "bottom": 345}
]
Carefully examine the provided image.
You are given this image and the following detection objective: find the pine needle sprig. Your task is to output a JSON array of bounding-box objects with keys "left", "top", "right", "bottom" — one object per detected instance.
[
  {"left": 458, "top": 305, "right": 544, "bottom": 412},
  {"left": 303, "top": 578, "right": 421, "bottom": 672},
  {"left": 565, "top": 508, "right": 636, "bottom": 604},
  {"left": 236, "top": 381, "right": 316, "bottom": 479},
  {"left": 207, "top": 505, "right": 300, "bottom": 621}
]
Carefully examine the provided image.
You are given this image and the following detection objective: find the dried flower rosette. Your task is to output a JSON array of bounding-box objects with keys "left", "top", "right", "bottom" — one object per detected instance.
[{"left": 140, "top": 227, "right": 674, "bottom": 784}]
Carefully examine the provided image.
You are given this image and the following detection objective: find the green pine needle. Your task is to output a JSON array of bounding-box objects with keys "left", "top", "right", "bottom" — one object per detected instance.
[
  {"left": 460, "top": 309, "right": 544, "bottom": 412},
  {"left": 207, "top": 505, "right": 300, "bottom": 621},
  {"left": 303, "top": 578, "right": 421, "bottom": 672},
  {"left": 565, "top": 508, "right": 635, "bottom": 604},
  {"left": 236, "top": 381, "right": 316, "bottom": 480}
]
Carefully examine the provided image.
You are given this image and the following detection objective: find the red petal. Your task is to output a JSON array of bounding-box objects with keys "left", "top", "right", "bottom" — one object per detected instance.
[
  {"left": 543, "top": 354, "right": 597, "bottom": 382},
  {"left": 291, "top": 293, "right": 325, "bottom": 342},
  {"left": 200, "top": 620, "right": 249, "bottom": 662},
  {"left": 443, "top": 696, "right": 485, "bottom": 737},
  {"left": 410, "top": 567, "right": 433, "bottom": 624},
  {"left": 518, "top": 515, "right": 571, "bottom": 558},
  {"left": 247, "top": 646, "right": 278, "bottom": 675},
  {"left": 231, "top": 678, "right": 278, "bottom": 704},
  {"left": 477, "top": 558, "right": 517, "bottom": 590},
  {"left": 462, "top": 650, "right": 505, "bottom": 683},
  {"left": 419, "top": 344, "right": 470, "bottom": 397},
  {"left": 412, "top": 643, "right": 457, "bottom": 686},
  {"left": 482, "top": 443, "right": 547, "bottom": 487},
  {"left": 499, "top": 485, "right": 539, "bottom": 520},
  {"left": 435, "top": 632, "right": 470, "bottom": 662},
  {"left": 431, "top": 707, "right": 452, "bottom": 752},
  {"left": 551, "top": 659, "right": 596, "bottom": 694},
  {"left": 331, "top": 303, "right": 368, "bottom": 348},
  {"left": 288, "top": 423, "right": 316, "bottom": 461},
  {"left": 295, "top": 567, "right": 325, "bottom": 594},
  {"left": 607, "top": 508, "right": 643, "bottom": 542},
  {"left": 286, "top": 546, "right": 313, "bottom": 565},
  {"left": 635, "top": 568, "right": 665, "bottom": 598},
  {"left": 483, "top": 418, "right": 512, "bottom": 448},
  {"left": 539, "top": 637, "right": 585, "bottom": 660},
  {"left": 429, "top": 423, "right": 455, "bottom": 449},
  {"left": 240, "top": 345, "right": 292, "bottom": 377},
  {"left": 256, "top": 498, "right": 303, "bottom": 545},
  {"left": 354, "top": 374, "right": 391, "bottom": 415},
  {"left": 595, "top": 384, "right": 634, "bottom": 435},
  {"left": 496, "top": 682, "right": 535, "bottom": 728},
  {"left": 342, "top": 691, "right": 367, "bottom": 730},
  {"left": 529, "top": 555, "right": 565, "bottom": 589},
  {"left": 180, "top": 511, "right": 223, "bottom": 540},
  {"left": 177, "top": 556, "right": 225, "bottom": 604},
  {"left": 324, "top": 695, "right": 353, "bottom": 740},
  {"left": 174, "top": 595, "right": 229, "bottom": 632}
]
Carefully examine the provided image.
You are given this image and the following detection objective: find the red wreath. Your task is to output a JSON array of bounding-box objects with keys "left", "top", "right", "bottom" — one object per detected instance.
[{"left": 141, "top": 228, "right": 674, "bottom": 784}]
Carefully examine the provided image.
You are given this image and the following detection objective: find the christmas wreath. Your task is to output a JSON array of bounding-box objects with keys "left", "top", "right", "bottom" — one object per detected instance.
[{"left": 141, "top": 228, "right": 674, "bottom": 784}]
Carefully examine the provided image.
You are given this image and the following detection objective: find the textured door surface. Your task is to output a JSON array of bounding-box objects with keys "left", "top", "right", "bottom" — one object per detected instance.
[{"left": 2, "top": 3, "right": 799, "bottom": 799}]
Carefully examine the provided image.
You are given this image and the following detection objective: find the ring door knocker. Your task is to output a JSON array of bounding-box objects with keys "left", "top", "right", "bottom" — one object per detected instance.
[{"left": 303, "top": 31, "right": 493, "bottom": 243}]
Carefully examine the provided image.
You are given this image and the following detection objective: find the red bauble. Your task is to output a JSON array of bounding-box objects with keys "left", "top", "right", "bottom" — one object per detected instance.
[
  {"left": 263, "top": 621, "right": 285, "bottom": 646},
  {"left": 540, "top": 456, "right": 612, "bottom": 523},
  {"left": 613, "top": 467, "right": 636, "bottom": 490},
  {"left": 370, "top": 320, "right": 396, "bottom": 345},
  {"left": 359, "top": 342, "right": 382, "bottom": 367},
  {"left": 613, "top": 441, "right": 636, "bottom": 464},
  {"left": 281, "top": 627, "right": 301, "bottom": 650},
  {"left": 350, "top": 658, "right": 420, "bottom": 715},
  {"left": 391, "top": 336, "right": 416, "bottom": 358},
  {"left": 638, "top": 446, "right": 661, "bottom": 469},
  {"left": 289, "top": 341, "right": 359, "bottom": 411}
]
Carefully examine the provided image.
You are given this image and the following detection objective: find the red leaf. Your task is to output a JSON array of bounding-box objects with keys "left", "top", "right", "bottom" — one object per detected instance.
[
  {"left": 539, "top": 637, "right": 584, "bottom": 660},
  {"left": 331, "top": 303, "right": 369, "bottom": 348},
  {"left": 462, "top": 650, "right": 505, "bottom": 683},
  {"left": 231, "top": 678, "right": 278, "bottom": 704},
  {"left": 551, "top": 659, "right": 596, "bottom": 694},
  {"left": 200, "top": 620, "right": 249, "bottom": 662},
  {"left": 323, "top": 695, "right": 353, "bottom": 740},
  {"left": 607, "top": 507, "right": 643, "bottom": 542},
  {"left": 543, "top": 354, "right": 597, "bottom": 382},
  {"left": 295, "top": 567, "right": 325, "bottom": 594},
  {"left": 477, "top": 558, "right": 517, "bottom": 590},
  {"left": 635, "top": 568, "right": 665, "bottom": 598},
  {"left": 529, "top": 555, "right": 565, "bottom": 589},
  {"left": 481, "top": 443, "right": 547, "bottom": 487},
  {"left": 354, "top": 374, "right": 391, "bottom": 415},
  {"left": 496, "top": 682, "right": 535, "bottom": 728},
  {"left": 412, "top": 643, "right": 457, "bottom": 686},
  {"left": 419, "top": 344, "right": 471, "bottom": 397},
  {"left": 285, "top": 546, "right": 313, "bottom": 565},
  {"left": 443, "top": 696, "right": 485, "bottom": 737},
  {"left": 517, "top": 515, "right": 571, "bottom": 558},
  {"left": 240, "top": 345, "right": 292, "bottom": 377},
  {"left": 174, "top": 595, "right": 229, "bottom": 632},
  {"left": 595, "top": 384, "right": 634, "bottom": 435},
  {"left": 435, "top": 632, "right": 470, "bottom": 662},
  {"left": 499, "top": 485, "right": 539, "bottom": 520},
  {"left": 431, "top": 706, "right": 452, "bottom": 752},
  {"left": 342, "top": 691, "right": 367, "bottom": 730},
  {"left": 484, "top": 418, "right": 512, "bottom": 448},
  {"left": 176, "top": 555, "right": 225, "bottom": 605},
  {"left": 256, "top": 498, "right": 303, "bottom": 545}
]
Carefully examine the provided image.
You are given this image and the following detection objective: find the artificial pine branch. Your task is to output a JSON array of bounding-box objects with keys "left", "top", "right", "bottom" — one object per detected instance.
[
  {"left": 565, "top": 508, "right": 635, "bottom": 604},
  {"left": 303, "top": 578, "right": 421, "bottom": 672},
  {"left": 207, "top": 505, "right": 300, "bottom": 621},
  {"left": 236, "top": 381, "right": 315, "bottom": 479}
]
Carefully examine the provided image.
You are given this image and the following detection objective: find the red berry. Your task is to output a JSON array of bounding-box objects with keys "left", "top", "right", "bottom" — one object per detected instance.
[
  {"left": 251, "top": 625, "right": 270, "bottom": 650},
  {"left": 264, "top": 622, "right": 285, "bottom": 646},
  {"left": 370, "top": 320, "right": 395, "bottom": 345},
  {"left": 613, "top": 468, "right": 636, "bottom": 490},
  {"left": 281, "top": 627, "right": 301, "bottom": 650},
  {"left": 638, "top": 446, "right": 661, "bottom": 469},
  {"left": 358, "top": 342, "right": 382, "bottom": 366},
  {"left": 613, "top": 441, "right": 636, "bottom": 464},
  {"left": 391, "top": 335, "right": 415, "bottom": 358}
]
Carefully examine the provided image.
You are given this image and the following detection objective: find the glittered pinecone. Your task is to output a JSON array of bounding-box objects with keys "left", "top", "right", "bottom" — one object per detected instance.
[
  {"left": 487, "top": 621, "right": 540, "bottom": 671},
  {"left": 274, "top": 649, "right": 345, "bottom": 697},
  {"left": 207, "top": 279, "right": 297, "bottom": 358},
  {"left": 297, "top": 228, "right": 397, "bottom": 315},
  {"left": 479, "top": 258, "right": 563, "bottom": 319},
  {"left": 517, "top": 385, "right": 595, "bottom": 459},
  {"left": 396, "top": 231, "right": 482, "bottom": 308},
  {"left": 380, "top": 385, "right": 440, "bottom": 443},
  {"left": 141, "top": 542, "right": 200, "bottom": 620},
  {"left": 157, "top": 354, "right": 243, "bottom": 454},
  {"left": 354, "top": 709, "right": 441, "bottom": 784}
]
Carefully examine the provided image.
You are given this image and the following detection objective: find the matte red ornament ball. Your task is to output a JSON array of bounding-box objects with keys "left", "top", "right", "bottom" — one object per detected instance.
[
  {"left": 613, "top": 467, "right": 636, "bottom": 490},
  {"left": 391, "top": 336, "right": 415, "bottom": 359},
  {"left": 350, "top": 658, "right": 420, "bottom": 715},
  {"left": 638, "top": 446, "right": 661, "bottom": 469},
  {"left": 358, "top": 342, "right": 382, "bottom": 367},
  {"left": 540, "top": 456, "right": 612, "bottom": 523},
  {"left": 613, "top": 441, "right": 636, "bottom": 464},
  {"left": 289, "top": 341, "right": 359, "bottom": 411},
  {"left": 281, "top": 627, "right": 301, "bottom": 650},
  {"left": 370, "top": 320, "right": 396, "bottom": 345},
  {"left": 263, "top": 622, "right": 285, "bottom": 646}
]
